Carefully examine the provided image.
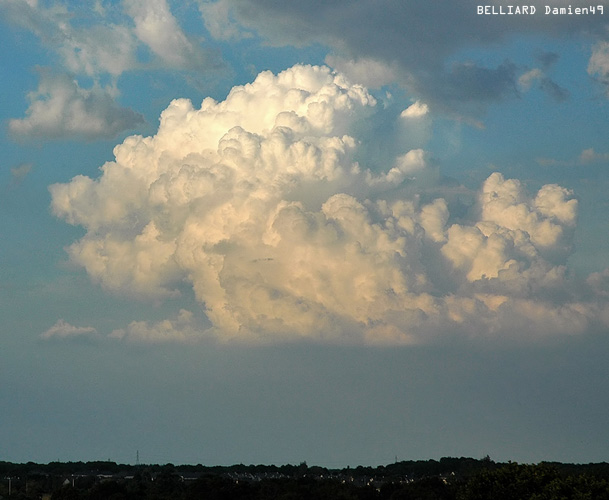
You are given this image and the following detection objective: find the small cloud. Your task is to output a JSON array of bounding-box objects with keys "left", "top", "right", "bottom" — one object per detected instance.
[
  {"left": 110, "top": 309, "right": 207, "bottom": 343},
  {"left": 10, "top": 162, "right": 32, "bottom": 185},
  {"left": 537, "top": 147, "right": 609, "bottom": 168},
  {"left": 367, "top": 148, "right": 430, "bottom": 186},
  {"left": 324, "top": 55, "right": 399, "bottom": 88},
  {"left": 588, "top": 41, "right": 609, "bottom": 94},
  {"left": 579, "top": 148, "right": 609, "bottom": 164},
  {"left": 199, "top": 0, "right": 252, "bottom": 41},
  {"left": 41, "top": 319, "right": 97, "bottom": 340},
  {"left": 587, "top": 268, "right": 609, "bottom": 297},
  {"left": 536, "top": 157, "right": 565, "bottom": 167},
  {"left": 518, "top": 68, "right": 568, "bottom": 101},
  {"left": 9, "top": 69, "right": 144, "bottom": 141},
  {"left": 400, "top": 100, "right": 429, "bottom": 119},
  {"left": 518, "top": 68, "right": 543, "bottom": 91}
]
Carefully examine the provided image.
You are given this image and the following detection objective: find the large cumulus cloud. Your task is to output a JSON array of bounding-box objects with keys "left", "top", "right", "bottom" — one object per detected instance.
[{"left": 50, "top": 65, "right": 608, "bottom": 344}]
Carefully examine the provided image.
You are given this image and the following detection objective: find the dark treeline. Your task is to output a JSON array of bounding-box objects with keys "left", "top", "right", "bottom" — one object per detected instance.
[{"left": 2, "top": 457, "right": 609, "bottom": 499}]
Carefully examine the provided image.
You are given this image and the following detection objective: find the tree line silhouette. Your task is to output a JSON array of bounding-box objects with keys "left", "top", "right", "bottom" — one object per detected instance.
[{"left": 2, "top": 457, "right": 609, "bottom": 499}]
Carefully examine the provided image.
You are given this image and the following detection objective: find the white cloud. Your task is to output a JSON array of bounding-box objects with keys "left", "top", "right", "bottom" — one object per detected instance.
[
  {"left": 125, "top": 0, "right": 218, "bottom": 71},
  {"left": 50, "top": 64, "right": 608, "bottom": 344},
  {"left": 110, "top": 309, "right": 204, "bottom": 343},
  {"left": 537, "top": 147, "right": 609, "bottom": 167},
  {"left": 367, "top": 149, "right": 429, "bottom": 187},
  {"left": 589, "top": 41, "right": 609, "bottom": 93},
  {"left": 579, "top": 147, "right": 609, "bottom": 164},
  {"left": 198, "top": 0, "right": 251, "bottom": 41},
  {"left": 1, "top": 0, "right": 227, "bottom": 79},
  {"left": 10, "top": 162, "right": 32, "bottom": 184},
  {"left": 442, "top": 174, "right": 577, "bottom": 294},
  {"left": 479, "top": 173, "right": 577, "bottom": 251},
  {"left": 401, "top": 101, "right": 429, "bottom": 119},
  {"left": 536, "top": 148, "right": 609, "bottom": 167},
  {"left": 9, "top": 70, "right": 144, "bottom": 140},
  {"left": 0, "top": 0, "right": 138, "bottom": 79},
  {"left": 324, "top": 55, "right": 400, "bottom": 89},
  {"left": 518, "top": 67, "right": 569, "bottom": 101},
  {"left": 587, "top": 269, "right": 609, "bottom": 297},
  {"left": 518, "top": 68, "right": 544, "bottom": 91},
  {"left": 41, "top": 319, "right": 97, "bottom": 340},
  {"left": 59, "top": 23, "right": 137, "bottom": 78},
  {"left": 1, "top": 0, "right": 226, "bottom": 142}
]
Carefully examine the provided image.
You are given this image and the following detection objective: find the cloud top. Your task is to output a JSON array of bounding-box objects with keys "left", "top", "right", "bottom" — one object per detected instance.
[{"left": 50, "top": 64, "right": 607, "bottom": 344}]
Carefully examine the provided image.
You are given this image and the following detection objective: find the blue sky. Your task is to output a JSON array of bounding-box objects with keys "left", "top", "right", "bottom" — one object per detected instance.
[{"left": 2, "top": 0, "right": 609, "bottom": 466}]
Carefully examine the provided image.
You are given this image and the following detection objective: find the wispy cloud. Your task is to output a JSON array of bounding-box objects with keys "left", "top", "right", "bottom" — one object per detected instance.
[
  {"left": 579, "top": 148, "right": 609, "bottom": 164},
  {"left": 41, "top": 319, "right": 98, "bottom": 340},
  {"left": 10, "top": 162, "right": 32, "bottom": 185},
  {"left": 537, "top": 147, "right": 609, "bottom": 167},
  {"left": 588, "top": 41, "right": 609, "bottom": 94}
]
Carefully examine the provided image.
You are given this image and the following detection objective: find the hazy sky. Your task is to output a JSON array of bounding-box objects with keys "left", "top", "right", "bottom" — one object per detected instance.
[{"left": 2, "top": 0, "right": 609, "bottom": 467}]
